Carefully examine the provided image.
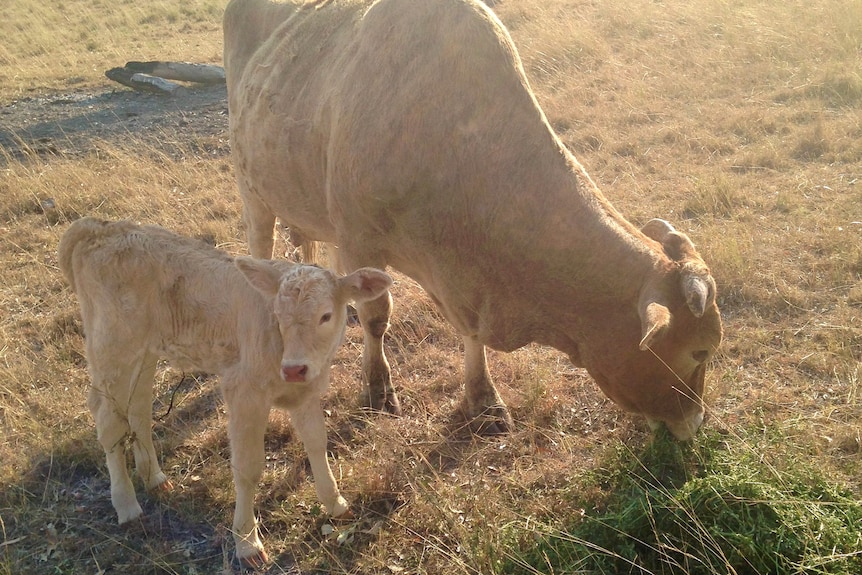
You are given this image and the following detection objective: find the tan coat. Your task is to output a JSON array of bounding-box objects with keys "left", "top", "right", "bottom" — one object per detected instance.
[{"left": 224, "top": 0, "right": 722, "bottom": 441}]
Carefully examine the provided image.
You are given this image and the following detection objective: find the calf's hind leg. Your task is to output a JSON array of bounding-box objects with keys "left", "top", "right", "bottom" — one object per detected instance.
[
  {"left": 87, "top": 352, "right": 145, "bottom": 524},
  {"left": 127, "top": 353, "right": 171, "bottom": 492}
]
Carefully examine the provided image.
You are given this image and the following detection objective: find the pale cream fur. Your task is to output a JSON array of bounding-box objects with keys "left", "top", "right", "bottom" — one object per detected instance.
[{"left": 59, "top": 216, "right": 392, "bottom": 567}]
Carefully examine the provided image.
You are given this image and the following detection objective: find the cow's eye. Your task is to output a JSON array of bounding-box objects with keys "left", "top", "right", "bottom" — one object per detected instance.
[
  {"left": 692, "top": 350, "right": 709, "bottom": 364},
  {"left": 320, "top": 313, "right": 332, "bottom": 325}
]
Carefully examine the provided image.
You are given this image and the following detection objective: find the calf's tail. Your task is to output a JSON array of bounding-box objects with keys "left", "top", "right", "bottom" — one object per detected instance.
[{"left": 57, "top": 216, "right": 108, "bottom": 288}]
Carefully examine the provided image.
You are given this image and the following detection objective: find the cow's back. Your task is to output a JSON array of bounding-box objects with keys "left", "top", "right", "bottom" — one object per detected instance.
[
  {"left": 60, "top": 218, "right": 265, "bottom": 371},
  {"left": 225, "top": 0, "right": 548, "bottom": 257}
]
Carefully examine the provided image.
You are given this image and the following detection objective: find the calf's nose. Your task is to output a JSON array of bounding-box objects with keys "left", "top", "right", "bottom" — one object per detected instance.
[{"left": 281, "top": 363, "right": 308, "bottom": 382}]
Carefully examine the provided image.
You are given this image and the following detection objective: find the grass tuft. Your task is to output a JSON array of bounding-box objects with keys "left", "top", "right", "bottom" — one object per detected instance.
[{"left": 507, "top": 427, "right": 862, "bottom": 575}]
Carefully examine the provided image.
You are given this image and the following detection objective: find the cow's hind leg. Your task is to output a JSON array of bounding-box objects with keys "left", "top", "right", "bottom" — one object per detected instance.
[
  {"left": 127, "top": 353, "right": 171, "bottom": 492},
  {"left": 460, "top": 336, "right": 513, "bottom": 434},
  {"left": 356, "top": 290, "right": 401, "bottom": 415}
]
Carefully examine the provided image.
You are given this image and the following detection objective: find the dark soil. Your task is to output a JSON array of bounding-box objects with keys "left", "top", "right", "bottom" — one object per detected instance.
[{"left": 0, "top": 83, "right": 230, "bottom": 161}]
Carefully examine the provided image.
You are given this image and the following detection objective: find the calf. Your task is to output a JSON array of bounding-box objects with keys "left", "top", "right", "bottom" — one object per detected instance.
[{"left": 58, "top": 217, "right": 392, "bottom": 567}]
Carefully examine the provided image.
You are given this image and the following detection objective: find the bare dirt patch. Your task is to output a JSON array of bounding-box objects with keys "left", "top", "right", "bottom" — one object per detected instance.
[{"left": 0, "top": 84, "right": 229, "bottom": 161}]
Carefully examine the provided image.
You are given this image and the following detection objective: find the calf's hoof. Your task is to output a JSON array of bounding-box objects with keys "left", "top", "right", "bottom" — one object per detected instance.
[
  {"left": 117, "top": 507, "right": 144, "bottom": 525},
  {"left": 238, "top": 548, "right": 269, "bottom": 570},
  {"left": 150, "top": 477, "right": 174, "bottom": 494},
  {"left": 115, "top": 499, "right": 145, "bottom": 525},
  {"left": 329, "top": 495, "right": 351, "bottom": 518}
]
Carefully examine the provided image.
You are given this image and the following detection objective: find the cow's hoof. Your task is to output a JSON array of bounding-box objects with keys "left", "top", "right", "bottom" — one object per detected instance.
[
  {"left": 238, "top": 549, "right": 269, "bottom": 570},
  {"left": 329, "top": 495, "right": 351, "bottom": 518},
  {"left": 364, "top": 388, "right": 402, "bottom": 416},
  {"left": 467, "top": 404, "right": 514, "bottom": 435}
]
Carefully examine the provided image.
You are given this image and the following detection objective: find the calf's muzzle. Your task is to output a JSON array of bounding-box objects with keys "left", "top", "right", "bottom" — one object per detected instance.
[{"left": 281, "top": 363, "right": 308, "bottom": 382}]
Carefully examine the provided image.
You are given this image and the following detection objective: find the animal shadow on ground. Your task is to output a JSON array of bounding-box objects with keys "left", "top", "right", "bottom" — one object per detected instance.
[{"left": 1, "top": 373, "right": 240, "bottom": 574}]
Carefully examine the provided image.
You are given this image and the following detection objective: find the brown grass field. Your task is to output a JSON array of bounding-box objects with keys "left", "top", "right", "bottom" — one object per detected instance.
[{"left": 1, "top": 0, "right": 860, "bottom": 573}]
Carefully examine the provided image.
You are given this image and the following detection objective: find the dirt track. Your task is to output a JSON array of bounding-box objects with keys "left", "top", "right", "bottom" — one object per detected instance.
[{"left": 0, "top": 83, "right": 229, "bottom": 161}]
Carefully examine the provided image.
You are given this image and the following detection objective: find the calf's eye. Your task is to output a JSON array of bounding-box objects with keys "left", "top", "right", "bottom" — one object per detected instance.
[
  {"left": 320, "top": 312, "right": 332, "bottom": 324},
  {"left": 692, "top": 350, "right": 709, "bottom": 364}
]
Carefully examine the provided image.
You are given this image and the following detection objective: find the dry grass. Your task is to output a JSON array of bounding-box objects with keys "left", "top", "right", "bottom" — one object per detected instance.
[
  {"left": 1, "top": 0, "right": 861, "bottom": 573},
  {"left": 0, "top": 0, "right": 225, "bottom": 101}
]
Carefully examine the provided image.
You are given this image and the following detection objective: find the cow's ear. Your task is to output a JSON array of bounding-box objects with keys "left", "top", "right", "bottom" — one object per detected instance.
[
  {"left": 641, "top": 218, "right": 675, "bottom": 243},
  {"left": 339, "top": 268, "right": 393, "bottom": 303},
  {"left": 236, "top": 257, "right": 282, "bottom": 297},
  {"left": 639, "top": 301, "right": 671, "bottom": 351}
]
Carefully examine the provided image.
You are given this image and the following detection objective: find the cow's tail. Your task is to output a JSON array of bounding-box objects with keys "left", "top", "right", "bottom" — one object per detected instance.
[{"left": 57, "top": 216, "right": 107, "bottom": 289}]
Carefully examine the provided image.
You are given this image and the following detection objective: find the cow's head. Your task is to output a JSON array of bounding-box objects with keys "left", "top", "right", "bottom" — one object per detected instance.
[
  {"left": 236, "top": 259, "right": 393, "bottom": 383},
  {"left": 581, "top": 219, "right": 722, "bottom": 441}
]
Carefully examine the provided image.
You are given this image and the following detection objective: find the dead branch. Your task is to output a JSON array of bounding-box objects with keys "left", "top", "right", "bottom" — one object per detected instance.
[
  {"left": 124, "top": 61, "right": 226, "bottom": 85},
  {"left": 105, "top": 67, "right": 185, "bottom": 96}
]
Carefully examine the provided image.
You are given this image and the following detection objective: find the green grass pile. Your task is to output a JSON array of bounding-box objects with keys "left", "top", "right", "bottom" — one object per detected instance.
[{"left": 507, "top": 428, "right": 862, "bottom": 575}]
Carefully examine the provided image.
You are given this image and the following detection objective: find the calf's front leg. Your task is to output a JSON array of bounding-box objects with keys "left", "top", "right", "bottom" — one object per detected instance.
[
  {"left": 289, "top": 397, "right": 349, "bottom": 517},
  {"left": 224, "top": 384, "right": 269, "bottom": 567}
]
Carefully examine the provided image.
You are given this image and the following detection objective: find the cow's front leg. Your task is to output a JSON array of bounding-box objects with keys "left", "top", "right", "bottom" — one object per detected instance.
[
  {"left": 460, "top": 336, "right": 513, "bottom": 434},
  {"left": 224, "top": 384, "right": 269, "bottom": 568},
  {"left": 241, "top": 188, "right": 276, "bottom": 259},
  {"left": 356, "top": 290, "right": 401, "bottom": 415},
  {"left": 289, "top": 398, "right": 349, "bottom": 517}
]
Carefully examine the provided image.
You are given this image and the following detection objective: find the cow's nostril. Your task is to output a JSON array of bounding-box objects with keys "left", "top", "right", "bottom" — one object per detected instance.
[{"left": 282, "top": 364, "right": 308, "bottom": 382}]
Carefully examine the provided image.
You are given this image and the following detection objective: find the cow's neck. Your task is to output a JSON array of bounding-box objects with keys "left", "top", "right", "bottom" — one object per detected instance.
[{"left": 474, "top": 147, "right": 662, "bottom": 358}]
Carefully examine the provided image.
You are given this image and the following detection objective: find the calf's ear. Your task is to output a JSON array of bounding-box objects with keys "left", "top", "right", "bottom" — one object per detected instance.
[
  {"left": 236, "top": 257, "right": 282, "bottom": 297},
  {"left": 340, "top": 268, "right": 393, "bottom": 303}
]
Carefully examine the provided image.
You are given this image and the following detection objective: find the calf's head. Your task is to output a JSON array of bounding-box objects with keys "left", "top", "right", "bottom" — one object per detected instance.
[
  {"left": 583, "top": 220, "right": 722, "bottom": 441},
  {"left": 236, "top": 259, "right": 393, "bottom": 383}
]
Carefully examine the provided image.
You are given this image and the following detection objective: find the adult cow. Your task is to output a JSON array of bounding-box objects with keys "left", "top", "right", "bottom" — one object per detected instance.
[{"left": 224, "top": 0, "right": 723, "bottom": 440}]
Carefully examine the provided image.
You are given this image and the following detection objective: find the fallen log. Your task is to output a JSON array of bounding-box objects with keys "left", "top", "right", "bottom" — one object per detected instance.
[
  {"left": 105, "top": 67, "right": 185, "bottom": 96},
  {"left": 124, "top": 61, "right": 226, "bottom": 85}
]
